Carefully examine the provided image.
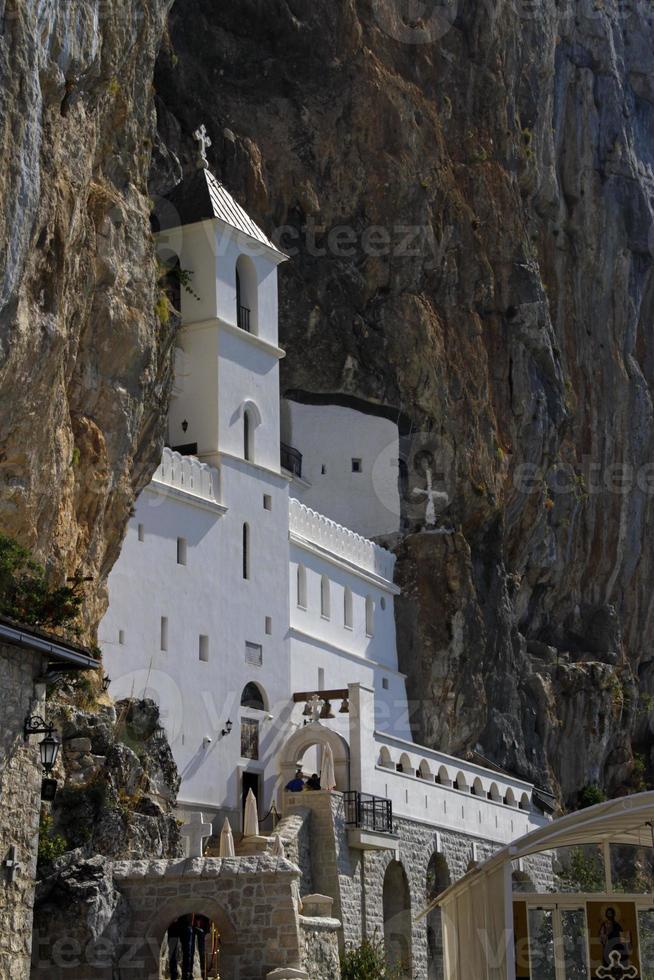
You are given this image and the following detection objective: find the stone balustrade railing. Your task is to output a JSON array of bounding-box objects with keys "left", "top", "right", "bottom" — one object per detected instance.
[
  {"left": 374, "top": 731, "right": 534, "bottom": 809},
  {"left": 153, "top": 447, "right": 219, "bottom": 503},
  {"left": 289, "top": 498, "right": 396, "bottom": 582}
]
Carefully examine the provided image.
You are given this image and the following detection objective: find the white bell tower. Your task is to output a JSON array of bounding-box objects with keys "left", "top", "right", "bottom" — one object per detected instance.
[{"left": 155, "top": 129, "right": 287, "bottom": 472}]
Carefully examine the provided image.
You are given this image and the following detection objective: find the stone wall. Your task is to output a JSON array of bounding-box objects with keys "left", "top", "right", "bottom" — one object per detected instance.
[
  {"left": 299, "top": 915, "right": 341, "bottom": 980},
  {"left": 285, "top": 790, "right": 518, "bottom": 979},
  {"left": 0, "top": 642, "right": 44, "bottom": 980},
  {"left": 112, "top": 855, "right": 305, "bottom": 980}
]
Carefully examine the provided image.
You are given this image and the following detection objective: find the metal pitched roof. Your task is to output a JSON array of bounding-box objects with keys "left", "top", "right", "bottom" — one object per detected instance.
[{"left": 156, "top": 167, "right": 284, "bottom": 256}]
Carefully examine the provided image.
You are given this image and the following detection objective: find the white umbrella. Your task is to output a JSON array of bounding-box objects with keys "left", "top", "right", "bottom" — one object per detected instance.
[
  {"left": 243, "top": 788, "right": 260, "bottom": 837},
  {"left": 320, "top": 743, "right": 336, "bottom": 790},
  {"left": 219, "top": 817, "right": 235, "bottom": 858},
  {"left": 272, "top": 834, "right": 285, "bottom": 858}
]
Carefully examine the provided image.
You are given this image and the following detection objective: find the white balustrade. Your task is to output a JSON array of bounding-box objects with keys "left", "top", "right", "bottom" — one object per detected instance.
[
  {"left": 153, "top": 447, "right": 219, "bottom": 503},
  {"left": 289, "top": 498, "right": 395, "bottom": 581}
]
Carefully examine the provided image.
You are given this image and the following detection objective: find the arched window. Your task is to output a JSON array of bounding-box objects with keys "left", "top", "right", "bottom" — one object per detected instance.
[
  {"left": 244, "top": 408, "right": 253, "bottom": 461},
  {"left": 472, "top": 777, "right": 485, "bottom": 797},
  {"left": 344, "top": 586, "right": 353, "bottom": 629},
  {"left": 242, "top": 523, "right": 250, "bottom": 580},
  {"left": 365, "top": 595, "right": 374, "bottom": 636},
  {"left": 321, "top": 575, "right": 330, "bottom": 619},
  {"left": 240, "top": 682, "right": 266, "bottom": 711},
  {"left": 297, "top": 564, "right": 307, "bottom": 609},
  {"left": 235, "top": 254, "right": 258, "bottom": 334}
]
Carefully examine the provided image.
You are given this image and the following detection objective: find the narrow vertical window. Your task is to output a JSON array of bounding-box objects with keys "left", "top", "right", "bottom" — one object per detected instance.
[
  {"left": 137, "top": 523, "right": 144, "bottom": 542},
  {"left": 160, "top": 616, "right": 168, "bottom": 652},
  {"left": 365, "top": 595, "right": 374, "bottom": 637},
  {"left": 176, "top": 537, "right": 187, "bottom": 565},
  {"left": 244, "top": 409, "right": 253, "bottom": 461},
  {"left": 118, "top": 629, "right": 125, "bottom": 646},
  {"left": 243, "top": 523, "right": 250, "bottom": 580},
  {"left": 318, "top": 667, "right": 325, "bottom": 690},
  {"left": 344, "top": 586, "right": 353, "bottom": 629},
  {"left": 320, "top": 575, "right": 330, "bottom": 619},
  {"left": 297, "top": 564, "right": 307, "bottom": 608},
  {"left": 263, "top": 494, "right": 272, "bottom": 511},
  {"left": 199, "top": 635, "right": 209, "bottom": 662},
  {"left": 265, "top": 616, "right": 272, "bottom": 635}
]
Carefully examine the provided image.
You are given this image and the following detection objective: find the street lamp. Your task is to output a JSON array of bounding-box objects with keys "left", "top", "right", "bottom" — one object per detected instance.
[{"left": 24, "top": 715, "right": 61, "bottom": 775}]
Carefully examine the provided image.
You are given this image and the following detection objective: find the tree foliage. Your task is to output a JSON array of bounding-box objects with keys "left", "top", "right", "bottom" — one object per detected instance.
[
  {"left": 341, "top": 933, "right": 400, "bottom": 980},
  {"left": 0, "top": 534, "right": 84, "bottom": 633}
]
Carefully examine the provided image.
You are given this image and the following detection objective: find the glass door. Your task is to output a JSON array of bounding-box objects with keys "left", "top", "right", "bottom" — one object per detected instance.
[
  {"left": 559, "top": 908, "right": 590, "bottom": 980},
  {"left": 528, "top": 907, "right": 557, "bottom": 980},
  {"left": 527, "top": 905, "right": 590, "bottom": 980}
]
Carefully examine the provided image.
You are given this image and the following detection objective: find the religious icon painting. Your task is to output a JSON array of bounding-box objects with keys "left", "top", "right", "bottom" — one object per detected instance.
[{"left": 586, "top": 901, "right": 640, "bottom": 977}]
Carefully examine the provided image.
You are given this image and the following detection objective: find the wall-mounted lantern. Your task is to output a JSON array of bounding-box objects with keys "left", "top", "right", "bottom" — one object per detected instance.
[
  {"left": 221, "top": 719, "right": 233, "bottom": 737},
  {"left": 24, "top": 716, "right": 61, "bottom": 775}
]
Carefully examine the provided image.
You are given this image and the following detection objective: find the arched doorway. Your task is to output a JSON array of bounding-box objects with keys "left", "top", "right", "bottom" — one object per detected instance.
[
  {"left": 426, "top": 851, "right": 451, "bottom": 980},
  {"left": 150, "top": 900, "right": 239, "bottom": 979},
  {"left": 383, "top": 860, "right": 412, "bottom": 977},
  {"left": 279, "top": 724, "right": 350, "bottom": 793}
]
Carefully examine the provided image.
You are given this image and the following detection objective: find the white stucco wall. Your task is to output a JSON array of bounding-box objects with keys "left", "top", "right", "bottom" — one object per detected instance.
[
  {"left": 281, "top": 400, "right": 402, "bottom": 538},
  {"left": 100, "top": 454, "right": 293, "bottom": 831}
]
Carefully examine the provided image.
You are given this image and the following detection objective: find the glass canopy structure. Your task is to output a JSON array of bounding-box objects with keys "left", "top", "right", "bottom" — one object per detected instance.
[{"left": 423, "top": 792, "right": 654, "bottom": 980}]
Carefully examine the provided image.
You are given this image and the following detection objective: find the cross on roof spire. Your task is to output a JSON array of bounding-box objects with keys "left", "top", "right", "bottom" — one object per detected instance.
[{"left": 193, "top": 124, "right": 212, "bottom": 170}]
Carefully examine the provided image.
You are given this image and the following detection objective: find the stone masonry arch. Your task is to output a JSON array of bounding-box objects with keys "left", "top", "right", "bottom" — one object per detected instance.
[{"left": 279, "top": 723, "right": 350, "bottom": 791}]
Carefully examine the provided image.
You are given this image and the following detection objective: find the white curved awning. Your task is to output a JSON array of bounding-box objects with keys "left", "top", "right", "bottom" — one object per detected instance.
[{"left": 425, "top": 790, "right": 654, "bottom": 916}]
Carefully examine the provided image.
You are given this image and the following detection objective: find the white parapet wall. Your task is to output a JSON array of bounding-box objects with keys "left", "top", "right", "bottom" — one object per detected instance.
[
  {"left": 153, "top": 447, "right": 220, "bottom": 504},
  {"left": 289, "top": 497, "right": 396, "bottom": 584},
  {"left": 369, "top": 732, "right": 547, "bottom": 844}
]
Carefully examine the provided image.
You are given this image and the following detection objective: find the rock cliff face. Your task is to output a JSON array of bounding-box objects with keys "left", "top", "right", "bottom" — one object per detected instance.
[
  {"left": 0, "top": 0, "right": 175, "bottom": 631},
  {"left": 153, "top": 0, "right": 654, "bottom": 803},
  {"left": 3, "top": 0, "right": 654, "bottom": 806}
]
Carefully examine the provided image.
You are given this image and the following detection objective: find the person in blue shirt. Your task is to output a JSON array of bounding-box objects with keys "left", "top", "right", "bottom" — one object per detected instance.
[{"left": 285, "top": 769, "right": 305, "bottom": 792}]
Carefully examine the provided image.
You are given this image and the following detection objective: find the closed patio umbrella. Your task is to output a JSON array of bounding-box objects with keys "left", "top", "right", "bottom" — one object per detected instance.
[
  {"left": 219, "top": 817, "right": 235, "bottom": 857},
  {"left": 243, "top": 788, "right": 260, "bottom": 837},
  {"left": 320, "top": 743, "right": 336, "bottom": 791}
]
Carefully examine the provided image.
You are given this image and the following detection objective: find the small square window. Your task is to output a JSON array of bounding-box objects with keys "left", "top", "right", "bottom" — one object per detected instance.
[
  {"left": 382, "top": 677, "right": 389, "bottom": 690},
  {"left": 137, "top": 524, "right": 144, "bottom": 542},
  {"left": 177, "top": 537, "right": 187, "bottom": 565},
  {"left": 351, "top": 458, "right": 362, "bottom": 473},
  {"left": 118, "top": 629, "right": 125, "bottom": 645},
  {"left": 265, "top": 616, "right": 272, "bottom": 635},
  {"left": 199, "top": 634, "right": 209, "bottom": 662},
  {"left": 246, "top": 641, "right": 263, "bottom": 666},
  {"left": 263, "top": 494, "right": 272, "bottom": 511}
]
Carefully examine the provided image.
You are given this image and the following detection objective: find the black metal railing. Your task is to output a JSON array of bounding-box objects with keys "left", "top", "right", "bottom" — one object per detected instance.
[
  {"left": 343, "top": 791, "right": 393, "bottom": 834},
  {"left": 237, "top": 305, "right": 251, "bottom": 332},
  {"left": 280, "top": 442, "right": 303, "bottom": 478}
]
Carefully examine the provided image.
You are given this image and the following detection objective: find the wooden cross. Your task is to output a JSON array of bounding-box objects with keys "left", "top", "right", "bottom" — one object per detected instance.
[
  {"left": 193, "top": 124, "right": 212, "bottom": 169},
  {"left": 595, "top": 950, "right": 638, "bottom": 979},
  {"left": 2, "top": 845, "right": 21, "bottom": 883},
  {"left": 180, "top": 811, "right": 212, "bottom": 858}
]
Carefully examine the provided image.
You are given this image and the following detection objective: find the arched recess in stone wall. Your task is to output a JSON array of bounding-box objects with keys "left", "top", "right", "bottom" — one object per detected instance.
[
  {"left": 144, "top": 898, "right": 240, "bottom": 980},
  {"left": 383, "top": 859, "right": 412, "bottom": 978},
  {"left": 279, "top": 723, "right": 350, "bottom": 791},
  {"left": 426, "top": 852, "right": 451, "bottom": 980}
]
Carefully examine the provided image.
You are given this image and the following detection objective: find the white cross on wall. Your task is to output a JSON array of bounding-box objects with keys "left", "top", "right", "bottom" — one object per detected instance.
[
  {"left": 595, "top": 950, "right": 638, "bottom": 979},
  {"left": 193, "top": 124, "right": 212, "bottom": 169},
  {"left": 180, "top": 811, "right": 212, "bottom": 858},
  {"left": 412, "top": 465, "right": 449, "bottom": 526}
]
